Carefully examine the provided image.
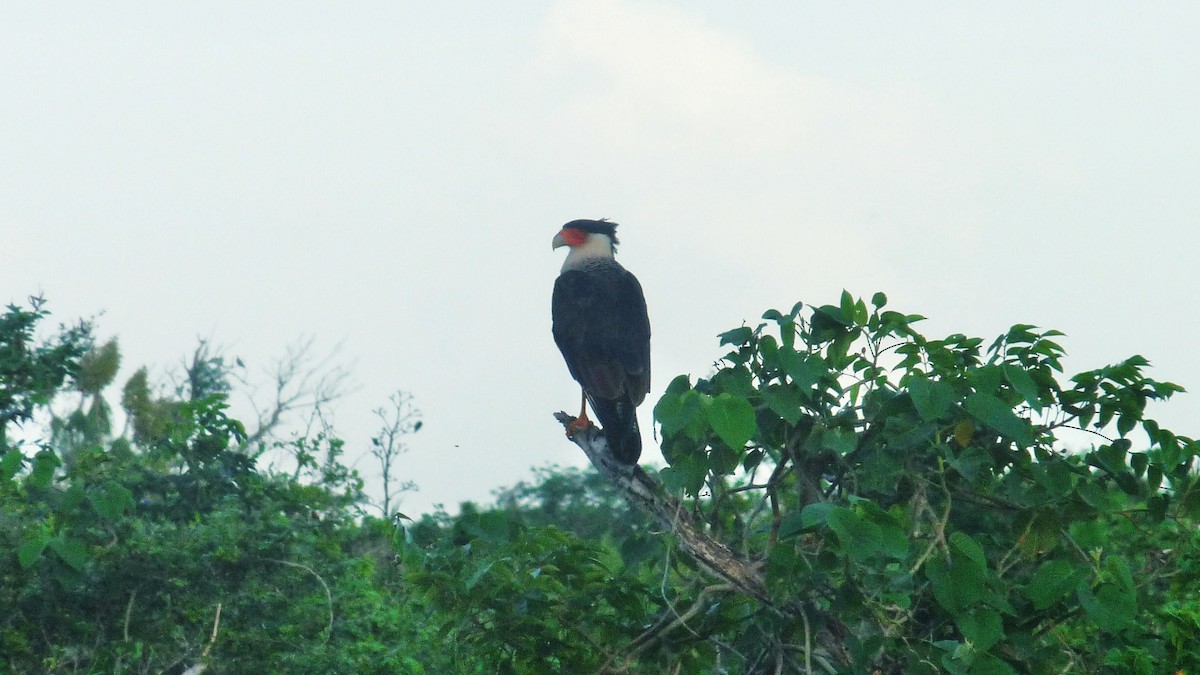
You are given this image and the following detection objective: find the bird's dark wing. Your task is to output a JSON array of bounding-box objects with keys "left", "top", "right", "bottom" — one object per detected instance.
[
  {"left": 611, "top": 267, "right": 651, "bottom": 405},
  {"left": 552, "top": 264, "right": 651, "bottom": 403}
]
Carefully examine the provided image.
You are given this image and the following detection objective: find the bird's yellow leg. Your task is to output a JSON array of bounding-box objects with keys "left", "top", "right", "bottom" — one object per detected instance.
[{"left": 566, "top": 389, "right": 590, "bottom": 437}]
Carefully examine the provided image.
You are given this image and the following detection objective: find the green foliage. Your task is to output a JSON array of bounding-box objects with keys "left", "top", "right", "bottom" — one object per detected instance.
[
  {"left": 0, "top": 300, "right": 445, "bottom": 673},
  {"left": 647, "top": 290, "right": 1200, "bottom": 671},
  {"left": 4, "top": 292, "right": 1198, "bottom": 673},
  {"left": 402, "top": 510, "right": 653, "bottom": 673},
  {"left": 0, "top": 297, "right": 91, "bottom": 450}
]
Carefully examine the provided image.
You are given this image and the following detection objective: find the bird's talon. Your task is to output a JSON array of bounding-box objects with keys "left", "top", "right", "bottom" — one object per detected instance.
[{"left": 565, "top": 416, "right": 590, "bottom": 437}]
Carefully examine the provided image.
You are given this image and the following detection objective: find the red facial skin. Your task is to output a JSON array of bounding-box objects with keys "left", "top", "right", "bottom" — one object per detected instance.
[{"left": 558, "top": 227, "right": 588, "bottom": 247}]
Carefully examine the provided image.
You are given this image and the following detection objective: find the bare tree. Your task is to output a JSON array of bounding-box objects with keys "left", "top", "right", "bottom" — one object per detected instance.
[
  {"left": 159, "top": 336, "right": 351, "bottom": 453},
  {"left": 234, "top": 336, "right": 353, "bottom": 450},
  {"left": 369, "top": 390, "right": 420, "bottom": 518}
]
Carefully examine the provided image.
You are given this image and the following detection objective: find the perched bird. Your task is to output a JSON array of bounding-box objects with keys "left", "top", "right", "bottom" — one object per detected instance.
[{"left": 551, "top": 219, "right": 651, "bottom": 464}]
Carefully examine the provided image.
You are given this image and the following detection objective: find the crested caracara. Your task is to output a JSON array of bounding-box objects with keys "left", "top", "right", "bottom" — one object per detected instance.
[{"left": 551, "top": 219, "right": 651, "bottom": 464}]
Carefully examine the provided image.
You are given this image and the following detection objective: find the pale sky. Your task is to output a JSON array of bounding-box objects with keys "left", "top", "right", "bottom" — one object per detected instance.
[{"left": 4, "top": 2, "right": 1198, "bottom": 516}]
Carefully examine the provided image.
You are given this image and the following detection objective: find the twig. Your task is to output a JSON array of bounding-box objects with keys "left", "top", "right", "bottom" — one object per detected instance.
[
  {"left": 620, "top": 583, "right": 735, "bottom": 667},
  {"left": 182, "top": 603, "right": 223, "bottom": 675},
  {"left": 202, "top": 602, "right": 221, "bottom": 660},
  {"left": 264, "top": 558, "right": 334, "bottom": 643},
  {"left": 801, "top": 606, "right": 813, "bottom": 675},
  {"left": 997, "top": 517, "right": 1036, "bottom": 575},
  {"left": 909, "top": 462, "right": 953, "bottom": 576},
  {"left": 1062, "top": 529, "right": 1102, "bottom": 576},
  {"left": 123, "top": 590, "right": 136, "bottom": 642}
]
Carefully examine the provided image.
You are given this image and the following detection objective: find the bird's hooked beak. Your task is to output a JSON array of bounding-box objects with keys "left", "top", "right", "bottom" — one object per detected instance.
[{"left": 552, "top": 231, "right": 566, "bottom": 250}]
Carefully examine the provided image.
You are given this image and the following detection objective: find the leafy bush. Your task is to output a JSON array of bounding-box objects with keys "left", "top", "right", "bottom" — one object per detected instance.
[
  {"left": 649, "top": 291, "right": 1199, "bottom": 672},
  {"left": 0, "top": 301, "right": 442, "bottom": 674}
]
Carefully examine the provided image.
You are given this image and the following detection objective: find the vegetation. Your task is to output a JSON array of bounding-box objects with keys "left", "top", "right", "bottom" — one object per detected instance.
[{"left": 2, "top": 292, "right": 1197, "bottom": 673}]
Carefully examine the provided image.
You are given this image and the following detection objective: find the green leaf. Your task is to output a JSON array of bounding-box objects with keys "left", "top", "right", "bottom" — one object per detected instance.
[
  {"left": 49, "top": 537, "right": 89, "bottom": 571},
  {"left": 839, "top": 289, "right": 855, "bottom": 319},
  {"left": 28, "top": 449, "right": 60, "bottom": 489},
  {"left": 857, "top": 502, "right": 909, "bottom": 560},
  {"left": 965, "top": 393, "right": 1034, "bottom": 446},
  {"left": 799, "top": 502, "right": 837, "bottom": 530},
  {"left": 654, "top": 377, "right": 709, "bottom": 439},
  {"left": 465, "top": 560, "right": 497, "bottom": 591},
  {"left": 765, "top": 544, "right": 804, "bottom": 595},
  {"left": 712, "top": 365, "right": 754, "bottom": 398},
  {"left": 1, "top": 449, "right": 23, "bottom": 481},
  {"left": 828, "top": 507, "right": 882, "bottom": 561},
  {"left": 61, "top": 483, "right": 87, "bottom": 511},
  {"left": 778, "top": 511, "right": 807, "bottom": 539},
  {"left": 1076, "top": 480, "right": 1119, "bottom": 512},
  {"left": 909, "top": 376, "right": 956, "bottom": 421},
  {"left": 779, "top": 351, "right": 826, "bottom": 391},
  {"left": 957, "top": 607, "right": 1003, "bottom": 651},
  {"left": 1069, "top": 520, "right": 1106, "bottom": 549},
  {"left": 707, "top": 393, "right": 755, "bottom": 450},
  {"left": 476, "top": 511, "right": 513, "bottom": 544},
  {"left": 709, "top": 442, "right": 741, "bottom": 476},
  {"left": 950, "top": 531, "right": 987, "bottom": 568},
  {"left": 1025, "top": 559, "right": 1082, "bottom": 610},
  {"left": 717, "top": 326, "right": 753, "bottom": 346},
  {"left": 619, "top": 534, "right": 658, "bottom": 569},
  {"left": 1018, "top": 509, "right": 1062, "bottom": 556},
  {"left": 763, "top": 385, "right": 806, "bottom": 425},
  {"left": 1003, "top": 364, "right": 1042, "bottom": 412},
  {"left": 743, "top": 448, "right": 765, "bottom": 472},
  {"left": 853, "top": 298, "right": 869, "bottom": 326},
  {"left": 949, "top": 446, "right": 989, "bottom": 483},
  {"left": 928, "top": 533, "right": 987, "bottom": 613},
  {"left": 822, "top": 426, "right": 858, "bottom": 455},
  {"left": 18, "top": 529, "right": 50, "bottom": 568},
  {"left": 1129, "top": 452, "right": 1148, "bottom": 478},
  {"left": 871, "top": 291, "right": 888, "bottom": 308},
  {"left": 1078, "top": 556, "right": 1136, "bottom": 632},
  {"left": 968, "top": 654, "right": 1018, "bottom": 675},
  {"left": 89, "top": 481, "right": 134, "bottom": 521}
]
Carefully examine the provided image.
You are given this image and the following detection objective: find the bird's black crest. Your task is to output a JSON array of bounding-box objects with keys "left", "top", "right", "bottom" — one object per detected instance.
[{"left": 562, "top": 219, "right": 620, "bottom": 246}]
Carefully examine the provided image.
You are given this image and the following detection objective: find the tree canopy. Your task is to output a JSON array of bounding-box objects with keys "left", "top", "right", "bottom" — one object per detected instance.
[{"left": 2, "top": 292, "right": 1197, "bottom": 673}]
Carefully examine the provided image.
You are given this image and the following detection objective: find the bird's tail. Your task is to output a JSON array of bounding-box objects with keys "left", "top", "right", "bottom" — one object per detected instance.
[{"left": 588, "top": 394, "right": 642, "bottom": 464}]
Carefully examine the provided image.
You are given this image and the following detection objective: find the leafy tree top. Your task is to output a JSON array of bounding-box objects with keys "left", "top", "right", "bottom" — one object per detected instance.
[{"left": 641, "top": 290, "right": 1198, "bottom": 672}]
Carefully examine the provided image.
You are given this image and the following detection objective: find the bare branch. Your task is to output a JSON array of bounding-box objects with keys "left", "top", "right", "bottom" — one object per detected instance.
[
  {"left": 235, "top": 337, "right": 353, "bottom": 448},
  {"left": 555, "top": 411, "right": 851, "bottom": 669},
  {"left": 181, "top": 602, "right": 222, "bottom": 675},
  {"left": 554, "top": 412, "right": 771, "bottom": 604},
  {"left": 368, "top": 390, "right": 421, "bottom": 518},
  {"left": 123, "top": 590, "right": 136, "bottom": 643},
  {"left": 620, "top": 582, "right": 735, "bottom": 666}
]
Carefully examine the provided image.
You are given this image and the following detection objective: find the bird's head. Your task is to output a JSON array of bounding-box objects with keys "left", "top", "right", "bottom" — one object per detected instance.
[{"left": 553, "top": 219, "right": 619, "bottom": 268}]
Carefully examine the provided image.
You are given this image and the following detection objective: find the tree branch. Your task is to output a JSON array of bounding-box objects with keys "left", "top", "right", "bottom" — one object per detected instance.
[
  {"left": 554, "top": 412, "right": 770, "bottom": 605},
  {"left": 555, "top": 412, "right": 850, "bottom": 668}
]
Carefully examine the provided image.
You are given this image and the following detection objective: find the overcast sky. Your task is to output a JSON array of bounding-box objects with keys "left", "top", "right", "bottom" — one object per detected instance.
[{"left": 4, "top": 2, "right": 1198, "bottom": 517}]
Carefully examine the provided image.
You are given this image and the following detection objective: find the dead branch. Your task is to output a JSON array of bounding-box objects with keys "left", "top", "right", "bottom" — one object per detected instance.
[
  {"left": 237, "top": 337, "right": 353, "bottom": 448},
  {"left": 123, "top": 590, "right": 136, "bottom": 642},
  {"left": 554, "top": 412, "right": 850, "bottom": 669},
  {"left": 181, "top": 602, "right": 221, "bottom": 675},
  {"left": 554, "top": 412, "right": 771, "bottom": 604}
]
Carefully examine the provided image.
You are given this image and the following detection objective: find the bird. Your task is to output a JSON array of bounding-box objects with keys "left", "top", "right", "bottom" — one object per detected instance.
[{"left": 551, "top": 219, "right": 651, "bottom": 464}]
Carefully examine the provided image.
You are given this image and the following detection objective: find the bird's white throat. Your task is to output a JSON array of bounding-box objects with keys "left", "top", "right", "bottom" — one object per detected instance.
[{"left": 561, "top": 233, "right": 616, "bottom": 273}]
